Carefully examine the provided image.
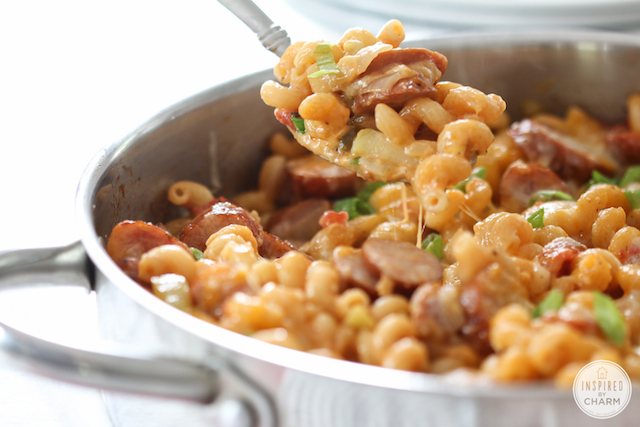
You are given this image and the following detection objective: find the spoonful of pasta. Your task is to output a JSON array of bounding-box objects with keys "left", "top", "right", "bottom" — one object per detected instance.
[{"left": 219, "top": 0, "right": 506, "bottom": 210}]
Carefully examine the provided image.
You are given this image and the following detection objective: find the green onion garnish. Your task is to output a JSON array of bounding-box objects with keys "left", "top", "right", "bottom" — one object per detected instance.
[
  {"left": 527, "top": 207, "right": 545, "bottom": 228},
  {"left": 190, "top": 247, "right": 204, "bottom": 260},
  {"left": 349, "top": 156, "right": 361, "bottom": 165},
  {"left": 453, "top": 166, "right": 487, "bottom": 193},
  {"left": 588, "top": 170, "right": 618, "bottom": 187},
  {"left": 333, "top": 197, "right": 375, "bottom": 220},
  {"left": 290, "top": 113, "right": 305, "bottom": 134},
  {"left": 620, "top": 165, "right": 640, "bottom": 187},
  {"left": 421, "top": 233, "right": 443, "bottom": 260},
  {"left": 334, "top": 180, "right": 390, "bottom": 219},
  {"left": 532, "top": 289, "right": 564, "bottom": 318},
  {"left": 624, "top": 189, "right": 640, "bottom": 209},
  {"left": 308, "top": 43, "right": 341, "bottom": 78},
  {"left": 528, "top": 190, "right": 574, "bottom": 206},
  {"left": 593, "top": 292, "right": 626, "bottom": 346},
  {"left": 357, "top": 181, "right": 387, "bottom": 201}
]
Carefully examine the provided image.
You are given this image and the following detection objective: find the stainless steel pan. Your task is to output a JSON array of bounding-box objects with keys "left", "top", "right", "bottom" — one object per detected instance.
[{"left": 1, "top": 31, "right": 640, "bottom": 427}]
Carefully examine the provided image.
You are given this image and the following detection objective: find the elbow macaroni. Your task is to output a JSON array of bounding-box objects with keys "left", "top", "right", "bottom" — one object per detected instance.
[{"left": 167, "top": 181, "right": 214, "bottom": 210}]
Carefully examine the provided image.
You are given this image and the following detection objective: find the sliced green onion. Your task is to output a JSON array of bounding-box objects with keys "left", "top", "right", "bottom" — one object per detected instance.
[
  {"left": 621, "top": 165, "right": 640, "bottom": 187},
  {"left": 624, "top": 189, "right": 640, "bottom": 209},
  {"left": 308, "top": 43, "right": 341, "bottom": 78},
  {"left": 589, "top": 170, "right": 618, "bottom": 187},
  {"left": 593, "top": 292, "right": 626, "bottom": 347},
  {"left": 527, "top": 207, "right": 545, "bottom": 228},
  {"left": 357, "top": 181, "right": 387, "bottom": 201},
  {"left": 290, "top": 114, "right": 305, "bottom": 134},
  {"left": 453, "top": 166, "right": 487, "bottom": 193},
  {"left": 532, "top": 289, "right": 564, "bottom": 318},
  {"left": 349, "top": 156, "right": 361, "bottom": 165},
  {"left": 421, "top": 233, "right": 443, "bottom": 260},
  {"left": 333, "top": 197, "right": 375, "bottom": 220},
  {"left": 190, "top": 247, "right": 204, "bottom": 260},
  {"left": 528, "top": 190, "right": 574, "bottom": 206}
]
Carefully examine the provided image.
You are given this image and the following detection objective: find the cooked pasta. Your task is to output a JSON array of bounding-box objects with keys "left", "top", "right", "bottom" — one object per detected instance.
[
  {"left": 167, "top": 181, "right": 214, "bottom": 210},
  {"left": 105, "top": 20, "right": 640, "bottom": 388}
]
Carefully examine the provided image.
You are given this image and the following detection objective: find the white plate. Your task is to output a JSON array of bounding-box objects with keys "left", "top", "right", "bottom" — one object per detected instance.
[{"left": 317, "top": 0, "right": 640, "bottom": 29}]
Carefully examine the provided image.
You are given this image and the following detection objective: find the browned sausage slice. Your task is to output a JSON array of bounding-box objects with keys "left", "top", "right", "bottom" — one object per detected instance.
[
  {"left": 364, "top": 48, "right": 448, "bottom": 76},
  {"left": 266, "top": 198, "right": 331, "bottom": 245},
  {"left": 180, "top": 200, "right": 264, "bottom": 251},
  {"left": 179, "top": 199, "right": 296, "bottom": 259},
  {"left": 106, "top": 220, "right": 185, "bottom": 279},
  {"left": 537, "top": 237, "right": 587, "bottom": 277},
  {"left": 509, "top": 119, "right": 618, "bottom": 183},
  {"left": 499, "top": 161, "right": 571, "bottom": 213},
  {"left": 286, "top": 155, "right": 360, "bottom": 199},
  {"left": 606, "top": 125, "right": 640, "bottom": 165},
  {"left": 332, "top": 246, "right": 379, "bottom": 296},
  {"left": 347, "top": 48, "right": 448, "bottom": 114},
  {"left": 258, "top": 233, "right": 297, "bottom": 259},
  {"left": 361, "top": 238, "right": 443, "bottom": 288}
]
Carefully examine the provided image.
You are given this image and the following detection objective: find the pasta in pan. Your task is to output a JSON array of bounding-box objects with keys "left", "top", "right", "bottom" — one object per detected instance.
[{"left": 106, "top": 20, "right": 640, "bottom": 387}]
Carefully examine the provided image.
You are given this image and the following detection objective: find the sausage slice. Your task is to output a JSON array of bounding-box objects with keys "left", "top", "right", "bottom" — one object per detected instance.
[
  {"left": 537, "top": 237, "right": 587, "bottom": 277},
  {"left": 499, "top": 161, "right": 571, "bottom": 213},
  {"left": 266, "top": 198, "right": 331, "bottom": 245},
  {"left": 361, "top": 238, "right": 443, "bottom": 289},
  {"left": 285, "top": 155, "right": 360, "bottom": 199},
  {"left": 106, "top": 220, "right": 185, "bottom": 279},
  {"left": 332, "top": 246, "right": 379, "bottom": 296},
  {"left": 180, "top": 200, "right": 264, "bottom": 251},
  {"left": 346, "top": 48, "right": 448, "bottom": 114},
  {"left": 606, "top": 125, "right": 640, "bottom": 165},
  {"left": 179, "top": 200, "right": 296, "bottom": 259},
  {"left": 508, "top": 118, "right": 617, "bottom": 183}
]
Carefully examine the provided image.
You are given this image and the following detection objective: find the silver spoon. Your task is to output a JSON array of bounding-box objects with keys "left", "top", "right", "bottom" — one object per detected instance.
[{"left": 217, "top": 0, "right": 291, "bottom": 57}]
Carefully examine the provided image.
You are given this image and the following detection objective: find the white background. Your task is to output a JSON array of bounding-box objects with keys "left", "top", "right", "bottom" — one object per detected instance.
[{"left": 0, "top": 1, "right": 638, "bottom": 426}]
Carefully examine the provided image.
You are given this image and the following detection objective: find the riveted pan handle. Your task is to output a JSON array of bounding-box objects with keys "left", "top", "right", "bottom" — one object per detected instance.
[{"left": 0, "top": 242, "right": 277, "bottom": 427}]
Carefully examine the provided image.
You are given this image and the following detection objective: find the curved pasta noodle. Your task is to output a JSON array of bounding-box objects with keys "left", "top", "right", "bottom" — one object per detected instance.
[
  {"left": 204, "top": 225, "right": 259, "bottom": 266},
  {"left": 167, "top": 181, "right": 214, "bottom": 210},
  {"left": 436, "top": 119, "right": 494, "bottom": 159},
  {"left": 376, "top": 19, "right": 405, "bottom": 48},
  {"left": 375, "top": 103, "right": 415, "bottom": 145},
  {"left": 442, "top": 86, "right": 506, "bottom": 124},
  {"left": 401, "top": 97, "right": 453, "bottom": 134},
  {"left": 412, "top": 154, "right": 472, "bottom": 214},
  {"left": 138, "top": 244, "right": 197, "bottom": 284}
]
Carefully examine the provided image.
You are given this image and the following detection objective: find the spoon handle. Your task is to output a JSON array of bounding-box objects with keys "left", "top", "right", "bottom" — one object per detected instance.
[{"left": 218, "top": 0, "right": 291, "bottom": 57}]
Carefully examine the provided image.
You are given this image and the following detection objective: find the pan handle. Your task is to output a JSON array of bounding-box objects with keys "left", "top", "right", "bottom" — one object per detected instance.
[{"left": 0, "top": 241, "right": 277, "bottom": 427}]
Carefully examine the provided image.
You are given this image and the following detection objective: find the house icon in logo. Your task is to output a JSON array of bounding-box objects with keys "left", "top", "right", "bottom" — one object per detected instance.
[{"left": 597, "top": 367, "right": 608, "bottom": 379}]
